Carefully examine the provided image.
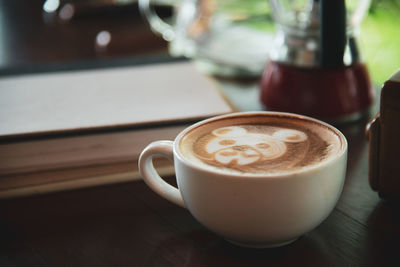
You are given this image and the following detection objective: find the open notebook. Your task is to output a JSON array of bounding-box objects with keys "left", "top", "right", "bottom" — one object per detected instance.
[{"left": 0, "top": 61, "right": 233, "bottom": 198}]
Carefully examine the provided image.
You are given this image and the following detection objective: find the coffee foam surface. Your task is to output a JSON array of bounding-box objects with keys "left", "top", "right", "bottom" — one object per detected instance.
[{"left": 179, "top": 115, "right": 343, "bottom": 175}]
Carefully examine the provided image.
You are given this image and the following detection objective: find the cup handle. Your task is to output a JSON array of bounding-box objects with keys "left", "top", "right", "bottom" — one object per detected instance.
[
  {"left": 139, "top": 140, "right": 185, "bottom": 208},
  {"left": 138, "top": 0, "right": 175, "bottom": 41}
]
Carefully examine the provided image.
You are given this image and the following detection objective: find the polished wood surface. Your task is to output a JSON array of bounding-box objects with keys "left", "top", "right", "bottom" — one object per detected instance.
[
  {"left": 2, "top": 118, "right": 399, "bottom": 266},
  {"left": 1, "top": 1, "right": 400, "bottom": 266}
]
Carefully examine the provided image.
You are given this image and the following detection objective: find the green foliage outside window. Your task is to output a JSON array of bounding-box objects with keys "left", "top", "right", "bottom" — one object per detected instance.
[{"left": 361, "top": 0, "right": 400, "bottom": 85}]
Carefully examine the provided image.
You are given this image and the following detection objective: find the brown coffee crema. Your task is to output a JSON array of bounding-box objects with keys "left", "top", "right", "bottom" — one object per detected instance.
[{"left": 180, "top": 116, "right": 342, "bottom": 174}]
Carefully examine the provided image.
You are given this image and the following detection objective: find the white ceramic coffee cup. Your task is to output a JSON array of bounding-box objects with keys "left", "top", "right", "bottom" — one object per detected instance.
[{"left": 139, "top": 112, "right": 348, "bottom": 248}]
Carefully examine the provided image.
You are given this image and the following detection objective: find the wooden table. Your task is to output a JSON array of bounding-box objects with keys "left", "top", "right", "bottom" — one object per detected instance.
[
  {"left": 1, "top": 1, "right": 400, "bottom": 266},
  {"left": 2, "top": 115, "right": 399, "bottom": 267}
]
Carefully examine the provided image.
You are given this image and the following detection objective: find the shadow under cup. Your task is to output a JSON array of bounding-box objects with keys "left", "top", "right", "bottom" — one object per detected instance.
[{"left": 140, "top": 112, "right": 348, "bottom": 248}]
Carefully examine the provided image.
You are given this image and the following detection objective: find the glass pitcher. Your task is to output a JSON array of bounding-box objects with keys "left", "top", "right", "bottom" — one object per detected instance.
[{"left": 139, "top": 0, "right": 275, "bottom": 77}]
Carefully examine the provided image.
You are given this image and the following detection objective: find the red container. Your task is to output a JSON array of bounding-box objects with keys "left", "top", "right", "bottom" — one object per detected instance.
[{"left": 260, "top": 61, "right": 374, "bottom": 120}]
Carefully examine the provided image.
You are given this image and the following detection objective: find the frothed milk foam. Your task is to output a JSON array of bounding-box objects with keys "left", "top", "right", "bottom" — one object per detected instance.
[{"left": 179, "top": 114, "right": 342, "bottom": 174}]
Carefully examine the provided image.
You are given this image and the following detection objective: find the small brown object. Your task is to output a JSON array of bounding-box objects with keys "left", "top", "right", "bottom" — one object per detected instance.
[{"left": 366, "top": 70, "right": 400, "bottom": 199}]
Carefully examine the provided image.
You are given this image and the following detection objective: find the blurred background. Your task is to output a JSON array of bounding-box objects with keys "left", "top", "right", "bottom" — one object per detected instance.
[
  {"left": 0, "top": 0, "right": 398, "bottom": 85},
  {"left": 360, "top": 0, "right": 400, "bottom": 84}
]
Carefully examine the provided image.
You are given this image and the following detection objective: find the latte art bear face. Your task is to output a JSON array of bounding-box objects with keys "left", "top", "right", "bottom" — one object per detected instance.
[
  {"left": 206, "top": 126, "right": 307, "bottom": 166},
  {"left": 183, "top": 123, "right": 333, "bottom": 174}
]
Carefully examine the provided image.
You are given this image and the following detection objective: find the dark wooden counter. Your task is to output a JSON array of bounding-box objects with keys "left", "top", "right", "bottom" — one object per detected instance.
[
  {"left": 2, "top": 116, "right": 399, "bottom": 267},
  {"left": 1, "top": 1, "right": 400, "bottom": 266}
]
